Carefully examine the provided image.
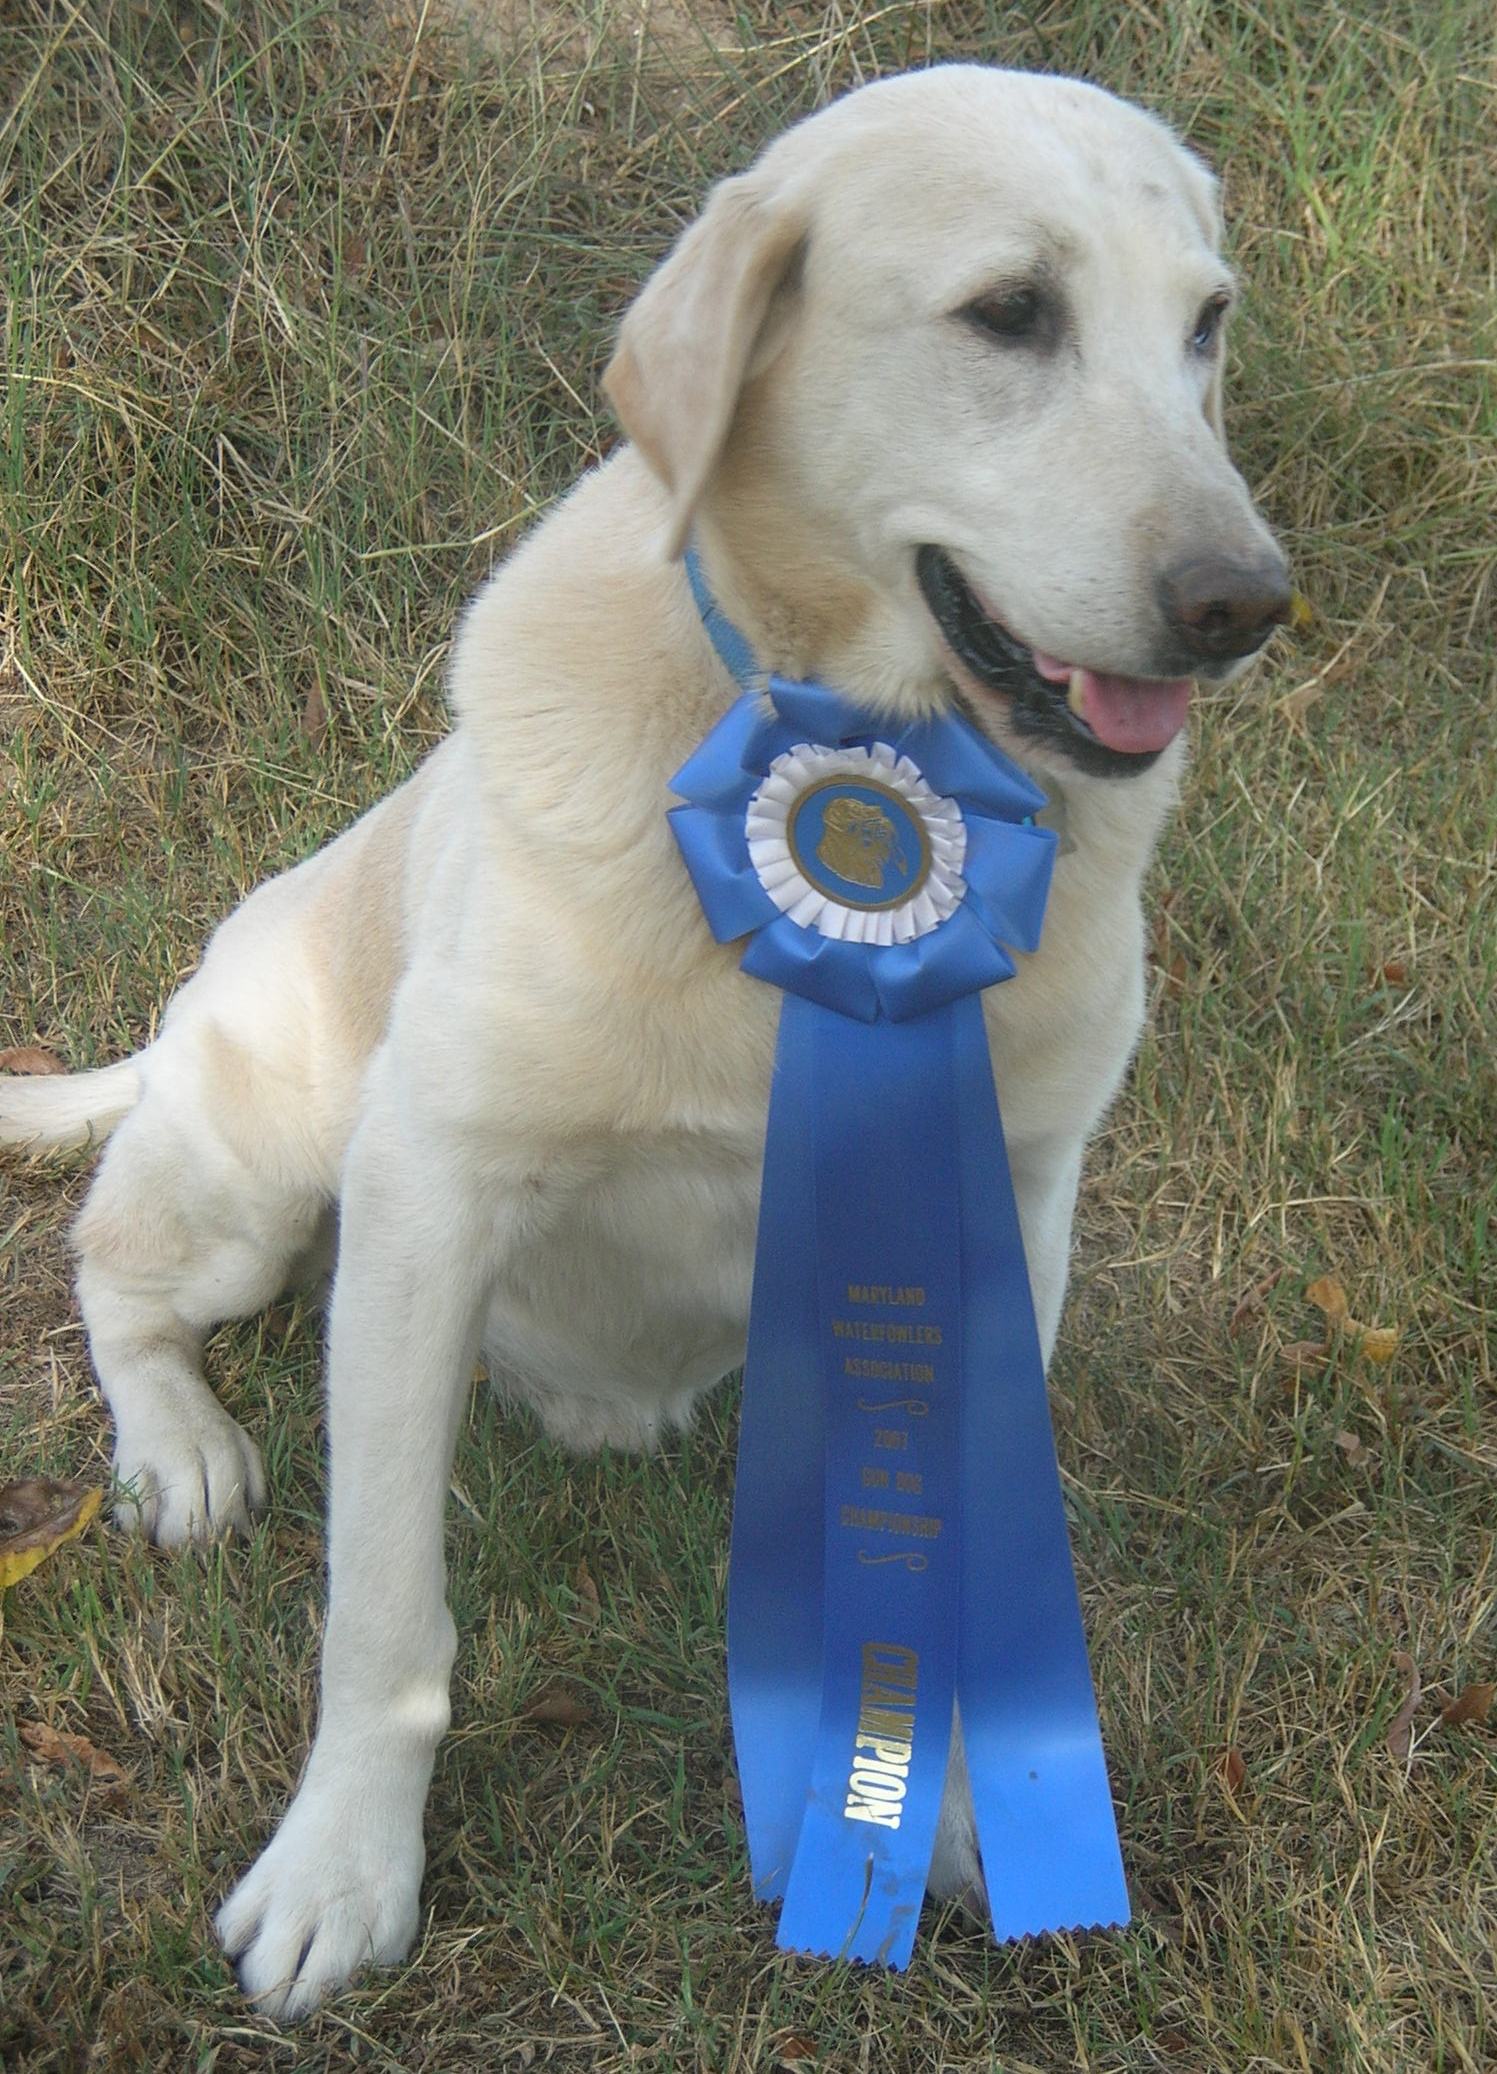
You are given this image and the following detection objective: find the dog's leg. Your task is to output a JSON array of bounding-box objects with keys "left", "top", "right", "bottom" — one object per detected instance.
[
  {"left": 215, "top": 1078, "right": 495, "bottom": 2022},
  {"left": 1008, "top": 1139, "right": 1086, "bottom": 1370},
  {"left": 73, "top": 1092, "right": 325, "bottom": 1546}
]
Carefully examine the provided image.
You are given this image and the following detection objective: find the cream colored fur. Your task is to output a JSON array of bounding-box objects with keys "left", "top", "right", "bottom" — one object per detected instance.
[{"left": 0, "top": 65, "right": 1284, "bottom": 2018}]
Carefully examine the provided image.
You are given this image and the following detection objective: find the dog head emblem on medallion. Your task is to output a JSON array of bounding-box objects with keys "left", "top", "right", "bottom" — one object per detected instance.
[{"left": 817, "top": 796, "right": 905, "bottom": 891}]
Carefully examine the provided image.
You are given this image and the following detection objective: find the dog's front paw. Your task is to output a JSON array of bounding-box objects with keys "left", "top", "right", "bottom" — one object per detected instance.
[
  {"left": 113, "top": 1407, "right": 266, "bottom": 1545},
  {"left": 216, "top": 1787, "right": 423, "bottom": 2021},
  {"left": 928, "top": 1788, "right": 988, "bottom": 1920},
  {"left": 928, "top": 1717, "right": 988, "bottom": 1920}
]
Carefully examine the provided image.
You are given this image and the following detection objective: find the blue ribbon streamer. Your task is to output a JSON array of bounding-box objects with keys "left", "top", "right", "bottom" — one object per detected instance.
[
  {"left": 674, "top": 548, "right": 1129, "bottom": 1966},
  {"left": 734, "top": 999, "right": 964, "bottom": 1966}
]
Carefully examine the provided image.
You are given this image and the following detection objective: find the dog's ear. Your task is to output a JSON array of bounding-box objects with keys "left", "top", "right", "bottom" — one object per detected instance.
[{"left": 603, "top": 168, "right": 806, "bottom": 557}]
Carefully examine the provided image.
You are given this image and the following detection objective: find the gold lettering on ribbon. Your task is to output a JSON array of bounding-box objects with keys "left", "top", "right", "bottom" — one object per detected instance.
[
  {"left": 838, "top": 1505, "right": 944, "bottom": 1539},
  {"left": 832, "top": 1319, "right": 944, "bottom": 1344},
  {"left": 845, "top": 1285, "right": 926, "bottom": 1308},
  {"left": 842, "top": 1357, "right": 936, "bottom": 1383},
  {"left": 843, "top": 1643, "right": 920, "bottom": 1829}
]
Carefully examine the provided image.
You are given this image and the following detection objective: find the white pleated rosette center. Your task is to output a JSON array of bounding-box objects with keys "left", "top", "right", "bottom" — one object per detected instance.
[{"left": 746, "top": 741, "right": 968, "bottom": 945}]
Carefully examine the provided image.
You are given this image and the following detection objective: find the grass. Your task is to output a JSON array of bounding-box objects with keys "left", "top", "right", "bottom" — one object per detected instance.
[{"left": 1, "top": 0, "right": 1492, "bottom": 2067}]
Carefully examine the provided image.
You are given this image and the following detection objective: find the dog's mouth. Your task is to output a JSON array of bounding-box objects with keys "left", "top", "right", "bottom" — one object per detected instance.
[{"left": 915, "top": 546, "right": 1193, "bottom": 779}]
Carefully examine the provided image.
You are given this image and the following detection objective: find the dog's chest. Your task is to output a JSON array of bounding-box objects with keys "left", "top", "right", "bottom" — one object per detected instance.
[
  {"left": 483, "top": 1122, "right": 764, "bottom": 1442},
  {"left": 475, "top": 835, "right": 1145, "bottom": 1447}
]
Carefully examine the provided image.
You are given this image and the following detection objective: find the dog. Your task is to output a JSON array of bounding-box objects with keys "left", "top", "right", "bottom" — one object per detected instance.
[{"left": 0, "top": 65, "right": 1289, "bottom": 2017}]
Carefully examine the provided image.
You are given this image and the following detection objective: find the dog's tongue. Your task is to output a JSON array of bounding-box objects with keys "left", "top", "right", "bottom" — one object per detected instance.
[{"left": 1033, "top": 651, "right": 1193, "bottom": 754}]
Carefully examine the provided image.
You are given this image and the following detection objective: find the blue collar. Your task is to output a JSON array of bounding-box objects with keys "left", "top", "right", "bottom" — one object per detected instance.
[
  {"left": 682, "top": 544, "right": 1063, "bottom": 846},
  {"left": 683, "top": 544, "right": 760, "bottom": 689}
]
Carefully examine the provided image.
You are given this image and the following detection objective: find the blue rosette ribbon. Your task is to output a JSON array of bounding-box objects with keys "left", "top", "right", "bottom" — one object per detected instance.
[{"left": 671, "top": 552, "right": 1130, "bottom": 1967}]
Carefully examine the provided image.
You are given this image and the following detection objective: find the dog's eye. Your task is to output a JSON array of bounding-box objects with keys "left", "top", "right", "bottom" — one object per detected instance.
[
  {"left": 1189, "top": 294, "right": 1230, "bottom": 354},
  {"left": 962, "top": 284, "right": 1052, "bottom": 346}
]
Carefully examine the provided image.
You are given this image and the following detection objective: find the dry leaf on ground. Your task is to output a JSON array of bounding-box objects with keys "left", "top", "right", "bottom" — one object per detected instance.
[
  {"left": 1386, "top": 1651, "right": 1422, "bottom": 1761},
  {"left": 1353, "top": 1325, "right": 1401, "bottom": 1363},
  {"left": 0, "top": 1045, "right": 66, "bottom": 1074},
  {"left": 1437, "top": 1683, "right": 1494, "bottom": 1728},
  {"left": 572, "top": 1560, "right": 600, "bottom": 1627},
  {"left": 20, "top": 1720, "right": 130, "bottom": 1800},
  {"left": 1306, "top": 1276, "right": 1350, "bottom": 1323},
  {"left": 301, "top": 676, "right": 328, "bottom": 747},
  {"left": 0, "top": 1480, "right": 103, "bottom": 1594},
  {"left": 520, "top": 1681, "right": 592, "bottom": 1728},
  {"left": 1219, "top": 1747, "right": 1248, "bottom": 1794},
  {"left": 1228, "top": 1267, "right": 1284, "bottom": 1336},
  {"left": 1305, "top": 1275, "right": 1401, "bottom": 1363},
  {"left": 1279, "top": 1338, "right": 1329, "bottom": 1372}
]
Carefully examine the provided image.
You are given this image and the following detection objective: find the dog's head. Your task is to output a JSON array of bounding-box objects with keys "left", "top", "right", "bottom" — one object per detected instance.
[{"left": 604, "top": 66, "right": 1289, "bottom": 783}]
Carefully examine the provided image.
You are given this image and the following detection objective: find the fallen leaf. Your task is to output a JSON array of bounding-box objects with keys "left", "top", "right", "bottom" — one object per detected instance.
[
  {"left": 1219, "top": 1746, "right": 1247, "bottom": 1794},
  {"left": 1305, "top": 1276, "right": 1349, "bottom": 1323},
  {"left": 1380, "top": 960, "right": 1408, "bottom": 986},
  {"left": 20, "top": 1720, "right": 130, "bottom": 1798},
  {"left": 1438, "top": 1683, "right": 1494, "bottom": 1728},
  {"left": 0, "top": 1480, "right": 103, "bottom": 1593},
  {"left": 1288, "top": 589, "right": 1314, "bottom": 631},
  {"left": 1386, "top": 1651, "right": 1421, "bottom": 1761},
  {"left": 301, "top": 677, "right": 328, "bottom": 748},
  {"left": 0, "top": 1045, "right": 66, "bottom": 1075},
  {"left": 1229, "top": 1267, "right": 1284, "bottom": 1335},
  {"left": 775, "top": 2035, "right": 819, "bottom": 2065},
  {"left": 1305, "top": 1276, "right": 1401, "bottom": 1365},
  {"left": 572, "top": 1560, "right": 600, "bottom": 1627},
  {"left": 1279, "top": 1338, "right": 1329, "bottom": 1371},
  {"left": 1352, "top": 1324, "right": 1401, "bottom": 1364},
  {"left": 520, "top": 1681, "right": 592, "bottom": 1728},
  {"left": 1334, "top": 1429, "right": 1365, "bottom": 1463}
]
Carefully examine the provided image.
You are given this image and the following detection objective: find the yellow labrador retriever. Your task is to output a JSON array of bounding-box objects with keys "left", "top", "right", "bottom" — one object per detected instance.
[{"left": 0, "top": 65, "right": 1288, "bottom": 2016}]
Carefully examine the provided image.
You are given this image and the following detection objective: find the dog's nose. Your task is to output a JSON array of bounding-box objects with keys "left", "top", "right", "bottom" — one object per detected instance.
[{"left": 1157, "top": 552, "right": 1292, "bottom": 663}]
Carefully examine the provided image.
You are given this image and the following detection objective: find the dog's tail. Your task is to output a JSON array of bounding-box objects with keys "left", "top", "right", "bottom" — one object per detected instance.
[{"left": 0, "top": 1058, "right": 142, "bottom": 1153}]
